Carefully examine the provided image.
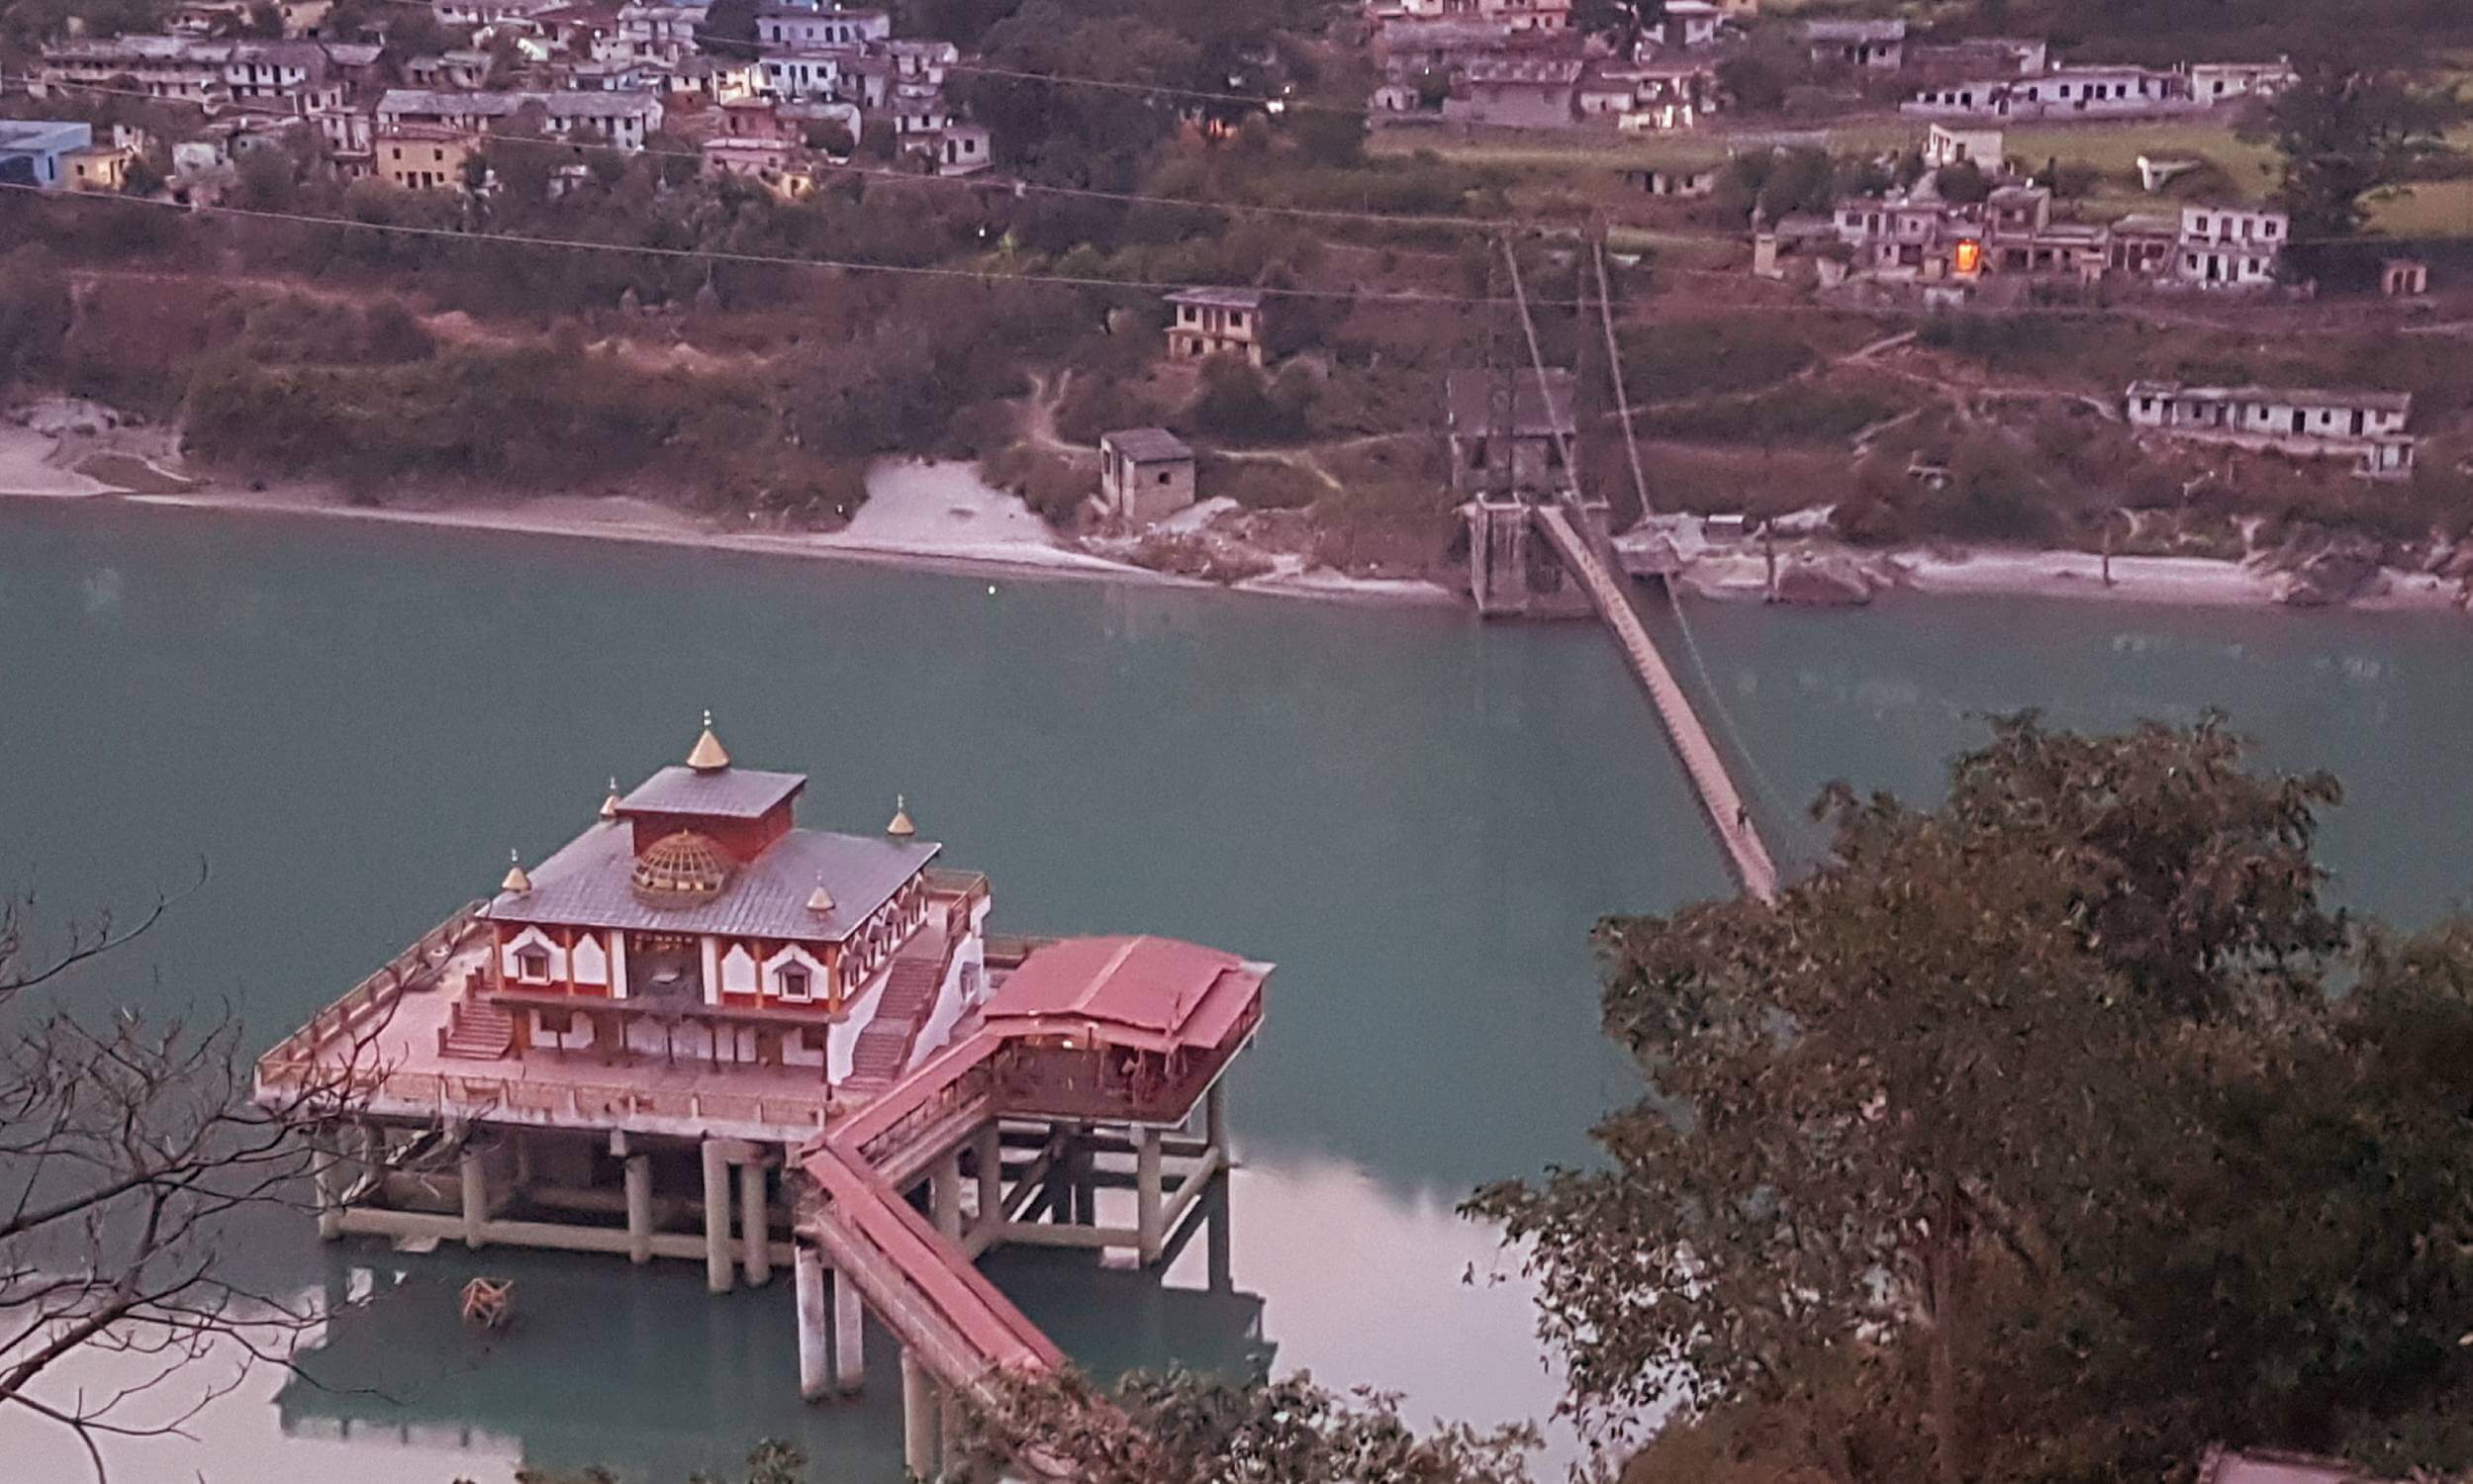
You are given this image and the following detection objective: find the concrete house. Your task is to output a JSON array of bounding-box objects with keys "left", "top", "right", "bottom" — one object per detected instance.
[
  {"left": 2176, "top": 205, "right": 2286, "bottom": 289},
  {"left": 0, "top": 121, "right": 96, "bottom": 189},
  {"left": 1164, "top": 288, "right": 1268, "bottom": 367},
  {"left": 1098, "top": 428, "right": 1197, "bottom": 527},
  {"left": 1807, "top": 18, "right": 1905, "bottom": 70},
  {"left": 1442, "top": 53, "right": 1584, "bottom": 128},
  {"left": 379, "top": 125, "right": 474, "bottom": 191},
  {"left": 2127, "top": 381, "right": 2415, "bottom": 478},
  {"left": 376, "top": 88, "right": 666, "bottom": 151},
  {"left": 1925, "top": 123, "right": 2004, "bottom": 170}
]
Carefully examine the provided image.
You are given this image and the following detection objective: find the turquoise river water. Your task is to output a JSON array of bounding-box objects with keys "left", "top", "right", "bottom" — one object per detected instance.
[{"left": 0, "top": 499, "right": 2467, "bottom": 1482}]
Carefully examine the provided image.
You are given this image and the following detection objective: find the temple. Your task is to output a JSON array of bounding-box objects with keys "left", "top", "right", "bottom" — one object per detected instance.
[{"left": 254, "top": 717, "right": 1270, "bottom": 1479}]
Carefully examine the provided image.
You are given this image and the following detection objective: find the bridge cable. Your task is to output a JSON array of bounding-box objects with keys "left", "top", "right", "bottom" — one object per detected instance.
[
  {"left": 1586, "top": 232, "right": 1814, "bottom": 863},
  {"left": 1500, "top": 234, "right": 1778, "bottom": 899}
]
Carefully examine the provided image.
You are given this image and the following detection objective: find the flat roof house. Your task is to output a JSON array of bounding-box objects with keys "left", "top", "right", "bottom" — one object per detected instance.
[
  {"left": 1098, "top": 428, "right": 1196, "bottom": 528},
  {"left": 2127, "top": 381, "right": 2415, "bottom": 478},
  {"left": 1808, "top": 18, "right": 1905, "bottom": 69},
  {"left": 1164, "top": 287, "right": 1268, "bottom": 367},
  {"left": 0, "top": 121, "right": 95, "bottom": 189}
]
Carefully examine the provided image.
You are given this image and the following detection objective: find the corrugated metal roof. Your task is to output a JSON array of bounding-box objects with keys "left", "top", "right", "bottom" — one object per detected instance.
[
  {"left": 983, "top": 935, "right": 1265, "bottom": 1047},
  {"left": 486, "top": 820, "right": 938, "bottom": 941},
  {"left": 618, "top": 764, "right": 806, "bottom": 819}
]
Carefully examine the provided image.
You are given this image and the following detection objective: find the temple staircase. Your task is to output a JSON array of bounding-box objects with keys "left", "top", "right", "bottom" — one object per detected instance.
[
  {"left": 845, "top": 933, "right": 949, "bottom": 1087},
  {"left": 439, "top": 998, "right": 516, "bottom": 1061}
]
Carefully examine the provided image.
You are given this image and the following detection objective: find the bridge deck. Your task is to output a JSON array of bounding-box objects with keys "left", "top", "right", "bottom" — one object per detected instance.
[
  {"left": 1534, "top": 504, "right": 1780, "bottom": 903},
  {"left": 795, "top": 942, "right": 1268, "bottom": 1417}
]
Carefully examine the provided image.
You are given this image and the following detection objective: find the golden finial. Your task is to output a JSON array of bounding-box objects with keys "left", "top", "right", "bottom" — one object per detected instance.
[
  {"left": 501, "top": 849, "right": 532, "bottom": 894},
  {"left": 685, "top": 709, "right": 730, "bottom": 773},
  {"left": 807, "top": 880, "right": 836, "bottom": 913},
  {"left": 886, "top": 793, "right": 915, "bottom": 838},
  {"left": 600, "top": 776, "right": 621, "bottom": 820}
]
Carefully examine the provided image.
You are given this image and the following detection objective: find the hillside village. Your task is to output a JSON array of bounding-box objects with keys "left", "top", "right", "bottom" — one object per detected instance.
[{"left": 2, "top": 0, "right": 2471, "bottom": 608}]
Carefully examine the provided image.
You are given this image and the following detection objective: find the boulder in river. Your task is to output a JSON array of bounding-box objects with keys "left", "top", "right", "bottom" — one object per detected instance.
[{"left": 1770, "top": 555, "right": 1876, "bottom": 606}]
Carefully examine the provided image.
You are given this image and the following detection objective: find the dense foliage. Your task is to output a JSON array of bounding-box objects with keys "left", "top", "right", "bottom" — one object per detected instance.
[{"left": 1472, "top": 716, "right": 2473, "bottom": 1484}]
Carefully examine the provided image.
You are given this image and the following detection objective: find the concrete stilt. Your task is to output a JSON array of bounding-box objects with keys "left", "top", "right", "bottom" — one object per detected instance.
[
  {"left": 701, "top": 1139, "right": 734, "bottom": 1294},
  {"left": 313, "top": 1123, "right": 344, "bottom": 1242},
  {"left": 1135, "top": 1128, "right": 1164, "bottom": 1266},
  {"left": 623, "top": 1153, "right": 654, "bottom": 1265},
  {"left": 1207, "top": 1176, "right": 1233, "bottom": 1293},
  {"left": 739, "top": 1158, "right": 771, "bottom": 1286},
  {"left": 833, "top": 1268, "right": 865, "bottom": 1392},
  {"left": 459, "top": 1143, "right": 489, "bottom": 1250},
  {"left": 973, "top": 1122, "right": 1001, "bottom": 1236},
  {"left": 794, "top": 1243, "right": 830, "bottom": 1402},
  {"left": 901, "top": 1348, "right": 937, "bottom": 1480},
  {"left": 939, "top": 1386, "right": 964, "bottom": 1480},
  {"left": 1070, "top": 1123, "right": 1094, "bottom": 1227},
  {"left": 1039, "top": 1125, "right": 1069, "bottom": 1223},
  {"left": 1206, "top": 1079, "right": 1227, "bottom": 1152},
  {"left": 931, "top": 1153, "right": 964, "bottom": 1241}
]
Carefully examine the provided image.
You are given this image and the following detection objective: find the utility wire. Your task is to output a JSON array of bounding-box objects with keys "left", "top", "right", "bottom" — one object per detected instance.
[{"left": 0, "top": 176, "right": 1595, "bottom": 305}]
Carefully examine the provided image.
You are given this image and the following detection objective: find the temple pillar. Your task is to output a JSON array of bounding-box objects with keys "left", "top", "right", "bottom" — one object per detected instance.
[
  {"left": 1135, "top": 1127, "right": 1164, "bottom": 1266},
  {"left": 701, "top": 1139, "right": 734, "bottom": 1294},
  {"left": 902, "top": 1348, "right": 937, "bottom": 1480},
  {"left": 739, "top": 1158, "right": 771, "bottom": 1286},
  {"left": 833, "top": 1267, "right": 865, "bottom": 1392},
  {"left": 794, "top": 1243, "right": 830, "bottom": 1402},
  {"left": 459, "top": 1142, "right": 488, "bottom": 1250},
  {"left": 623, "top": 1153, "right": 654, "bottom": 1265}
]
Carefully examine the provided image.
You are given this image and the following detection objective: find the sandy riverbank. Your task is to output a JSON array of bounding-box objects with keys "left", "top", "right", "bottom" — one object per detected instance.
[
  {"left": 8, "top": 417, "right": 2465, "bottom": 617},
  {"left": 0, "top": 415, "right": 1459, "bottom": 608},
  {"left": 1668, "top": 543, "right": 2471, "bottom": 615}
]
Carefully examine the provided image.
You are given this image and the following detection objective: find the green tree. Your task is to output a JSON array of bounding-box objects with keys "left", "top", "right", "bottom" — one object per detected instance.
[
  {"left": 966, "top": 1369, "right": 1540, "bottom": 1484},
  {"left": 1469, "top": 716, "right": 2402, "bottom": 1484},
  {"left": 2242, "top": 52, "right": 2465, "bottom": 236}
]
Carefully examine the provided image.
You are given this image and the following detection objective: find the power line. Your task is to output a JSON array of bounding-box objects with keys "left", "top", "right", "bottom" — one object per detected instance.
[{"left": 0, "top": 176, "right": 1593, "bottom": 305}]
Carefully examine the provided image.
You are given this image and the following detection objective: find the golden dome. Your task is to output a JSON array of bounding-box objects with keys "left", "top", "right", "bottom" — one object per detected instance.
[
  {"left": 600, "top": 777, "right": 621, "bottom": 821},
  {"left": 886, "top": 794, "right": 915, "bottom": 838},
  {"left": 630, "top": 830, "right": 731, "bottom": 904},
  {"left": 807, "top": 881, "right": 836, "bottom": 913},
  {"left": 686, "top": 709, "right": 730, "bottom": 774},
  {"left": 501, "top": 849, "right": 532, "bottom": 895}
]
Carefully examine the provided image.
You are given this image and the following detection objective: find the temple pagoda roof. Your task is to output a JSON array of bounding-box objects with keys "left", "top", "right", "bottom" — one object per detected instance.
[
  {"left": 618, "top": 764, "right": 807, "bottom": 820},
  {"left": 484, "top": 820, "right": 938, "bottom": 942}
]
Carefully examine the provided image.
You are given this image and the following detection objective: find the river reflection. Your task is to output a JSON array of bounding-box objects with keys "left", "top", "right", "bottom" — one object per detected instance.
[{"left": 2, "top": 502, "right": 2469, "bottom": 1481}]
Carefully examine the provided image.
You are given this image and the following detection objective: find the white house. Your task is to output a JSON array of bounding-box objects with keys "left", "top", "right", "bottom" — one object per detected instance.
[
  {"left": 1925, "top": 123, "right": 2004, "bottom": 169},
  {"left": 1807, "top": 18, "right": 1904, "bottom": 70},
  {"left": 376, "top": 87, "right": 666, "bottom": 151},
  {"left": 2126, "top": 382, "right": 2415, "bottom": 477},
  {"left": 754, "top": 2, "right": 888, "bottom": 48},
  {"left": 2175, "top": 204, "right": 2286, "bottom": 288}
]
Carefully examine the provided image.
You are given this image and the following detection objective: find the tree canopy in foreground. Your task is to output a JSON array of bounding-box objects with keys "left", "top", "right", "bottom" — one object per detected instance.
[{"left": 1472, "top": 714, "right": 2473, "bottom": 1484}]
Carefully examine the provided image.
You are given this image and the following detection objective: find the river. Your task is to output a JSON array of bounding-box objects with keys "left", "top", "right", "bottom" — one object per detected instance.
[{"left": 0, "top": 499, "right": 2465, "bottom": 1482}]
